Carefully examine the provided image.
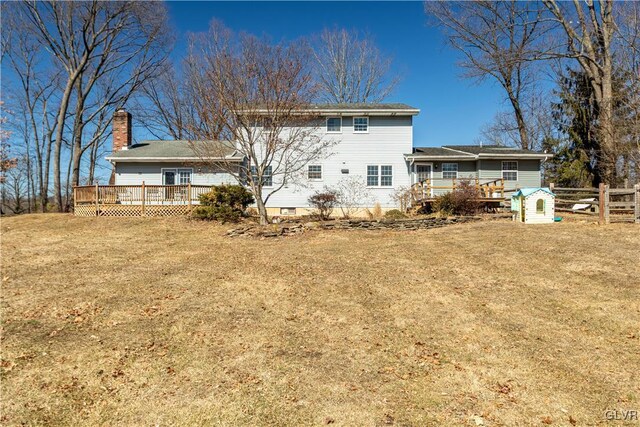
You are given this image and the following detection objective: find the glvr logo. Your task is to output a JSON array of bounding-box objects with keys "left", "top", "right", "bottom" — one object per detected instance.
[{"left": 604, "top": 409, "right": 639, "bottom": 421}]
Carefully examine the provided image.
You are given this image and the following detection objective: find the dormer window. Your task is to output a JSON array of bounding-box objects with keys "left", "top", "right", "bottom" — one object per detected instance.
[
  {"left": 353, "top": 117, "right": 369, "bottom": 133},
  {"left": 326, "top": 117, "right": 342, "bottom": 133}
]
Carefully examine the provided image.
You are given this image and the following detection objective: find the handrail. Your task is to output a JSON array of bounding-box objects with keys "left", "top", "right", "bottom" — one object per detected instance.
[
  {"left": 411, "top": 177, "right": 505, "bottom": 202},
  {"left": 73, "top": 184, "right": 212, "bottom": 205}
]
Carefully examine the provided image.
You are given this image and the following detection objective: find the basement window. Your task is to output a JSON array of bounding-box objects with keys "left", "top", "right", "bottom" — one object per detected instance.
[{"left": 280, "top": 207, "right": 296, "bottom": 215}]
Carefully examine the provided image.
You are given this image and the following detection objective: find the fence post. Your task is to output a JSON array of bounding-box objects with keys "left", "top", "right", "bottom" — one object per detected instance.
[
  {"left": 604, "top": 184, "right": 610, "bottom": 225},
  {"left": 94, "top": 184, "right": 99, "bottom": 216},
  {"left": 634, "top": 184, "right": 639, "bottom": 224},
  {"left": 598, "top": 183, "right": 605, "bottom": 225},
  {"left": 549, "top": 182, "right": 555, "bottom": 192},
  {"left": 188, "top": 182, "right": 192, "bottom": 212},
  {"left": 73, "top": 187, "right": 77, "bottom": 214},
  {"left": 141, "top": 181, "right": 146, "bottom": 217}
]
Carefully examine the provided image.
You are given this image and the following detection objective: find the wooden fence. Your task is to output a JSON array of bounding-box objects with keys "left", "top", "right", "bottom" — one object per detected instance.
[
  {"left": 551, "top": 183, "right": 640, "bottom": 224},
  {"left": 73, "top": 183, "right": 211, "bottom": 217}
]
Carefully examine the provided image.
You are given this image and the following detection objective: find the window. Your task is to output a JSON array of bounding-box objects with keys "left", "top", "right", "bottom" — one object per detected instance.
[
  {"left": 381, "top": 165, "right": 393, "bottom": 186},
  {"left": 178, "top": 169, "right": 192, "bottom": 184},
  {"left": 367, "top": 165, "right": 393, "bottom": 187},
  {"left": 502, "top": 161, "right": 518, "bottom": 181},
  {"left": 326, "top": 117, "right": 342, "bottom": 133},
  {"left": 280, "top": 207, "right": 296, "bottom": 215},
  {"left": 353, "top": 117, "right": 369, "bottom": 133},
  {"left": 308, "top": 165, "right": 322, "bottom": 180},
  {"left": 162, "top": 168, "right": 192, "bottom": 185},
  {"left": 536, "top": 199, "right": 545, "bottom": 214},
  {"left": 367, "top": 165, "right": 379, "bottom": 186},
  {"left": 250, "top": 165, "right": 273, "bottom": 187},
  {"left": 442, "top": 163, "right": 458, "bottom": 179}
]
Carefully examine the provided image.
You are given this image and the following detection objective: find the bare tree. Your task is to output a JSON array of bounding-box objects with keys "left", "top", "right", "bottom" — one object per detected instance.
[
  {"left": 14, "top": 1, "right": 171, "bottom": 211},
  {"left": 334, "top": 176, "right": 373, "bottom": 218},
  {"left": 312, "top": 28, "right": 399, "bottom": 103},
  {"left": 185, "top": 22, "right": 335, "bottom": 224},
  {"left": 542, "top": 0, "right": 619, "bottom": 183},
  {"left": 426, "top": 1, "right": 551, "bottom": 150},
  {"left": 135, "top": 64, "right": 198, "bottom": 140}
]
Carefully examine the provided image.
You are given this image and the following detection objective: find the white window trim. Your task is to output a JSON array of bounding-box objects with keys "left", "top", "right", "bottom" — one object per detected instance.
[
  {"left": 366, "top": 164, "right": 393, "bottom": 188},
  {"left": 280, "top": 207, "right": 296, "bottom": 215},
  {"left": 353, "top": 116, "right": 369, "bottom": 134},
  {"left": 250, "top": 165, "right": 273, "bottom": 188},
  {"left": 161, "top": 168, "right": 193, "bottom": 185},
  {"left": 307, "top": 164, "right": 323, "bottom": 181},
  {"left": 502, "top": 161, "right": 519, "bottom": 181},
  {"left": 326, "top": 117, "right": 342, "bottom": 134},
  {"left": 442, "top": 163, "right": 458, "bottom": 180}
]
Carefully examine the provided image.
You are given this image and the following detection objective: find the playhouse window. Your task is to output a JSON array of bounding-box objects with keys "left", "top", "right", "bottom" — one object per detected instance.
[{"left": 536, "top": 198, "right": 545, "bottom": 214}]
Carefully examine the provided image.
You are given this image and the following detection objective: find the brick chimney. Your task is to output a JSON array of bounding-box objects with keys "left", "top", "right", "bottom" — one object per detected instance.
[{"left": 113, "top": 109, "right": 132, "bottom": 151}]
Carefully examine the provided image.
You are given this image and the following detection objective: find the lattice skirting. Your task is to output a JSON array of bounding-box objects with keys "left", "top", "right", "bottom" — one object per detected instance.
[{"left": 74, "top": 204, "right": 193, "bottom": 217}]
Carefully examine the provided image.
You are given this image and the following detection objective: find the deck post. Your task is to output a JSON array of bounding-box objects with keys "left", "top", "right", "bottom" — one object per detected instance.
[
  {"left": 94, "top": 184, "right": 100, "bottom": 216},
  {"left": 188, "top": 182, "right": 192, "bottom": 212},
  {"left": 141, "top": 181, "right": 146, "bottom": 217}
]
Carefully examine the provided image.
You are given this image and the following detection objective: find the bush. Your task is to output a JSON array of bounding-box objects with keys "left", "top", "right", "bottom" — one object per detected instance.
[
  {"left": 384, "top": 209, "right": 407, "bottom": 219},
  {"left": 192, "top": 185, "right": 254, "bottom": 223},
  {"left": 308, "top": 190, "right": 338, "bottom": 220},
  {"left": 431, "top": 180, "right": 481, "bottom": 216}
]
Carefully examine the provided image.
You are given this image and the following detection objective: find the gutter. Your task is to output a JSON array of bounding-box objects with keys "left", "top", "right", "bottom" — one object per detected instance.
[{"left": 105, "top": 156, "right": 244, "bottom": 163}]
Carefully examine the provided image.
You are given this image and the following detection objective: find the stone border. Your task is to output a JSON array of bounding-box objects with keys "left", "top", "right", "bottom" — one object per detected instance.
[{"left": 226, "top": 216, "right": 482, "bottom": 238}]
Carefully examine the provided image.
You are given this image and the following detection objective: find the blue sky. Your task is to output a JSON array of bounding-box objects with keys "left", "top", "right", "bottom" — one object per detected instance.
[{"left": 166, "top": 1, "right": 506, "bottom": 147}]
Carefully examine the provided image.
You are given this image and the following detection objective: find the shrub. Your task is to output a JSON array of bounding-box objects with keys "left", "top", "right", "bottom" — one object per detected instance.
[
  {"left": 192, "top": 184, "right": 254, "bottom": 223},
  {"left": 308, "top": 190, "right": 338, "bottom": 220},
  {"left": 384, "top": 209, "right": 407, "bottom": 219},
  {"left": 371, "top": 202, "right": 383, "bottom": 219},
  {"left": 431, "top": 180, "right": 481, "bottom": 216}
]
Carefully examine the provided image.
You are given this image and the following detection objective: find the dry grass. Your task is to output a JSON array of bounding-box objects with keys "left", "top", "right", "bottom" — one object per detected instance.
[{"left": 1, "top": 214, "right": 639, "bottom": 426}]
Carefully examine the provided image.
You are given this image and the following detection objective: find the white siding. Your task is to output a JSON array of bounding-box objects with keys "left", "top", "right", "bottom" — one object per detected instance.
[
  {"left": 260, "top": 116, "right": 413, "bottom": 208},
  {"left": 114, "top": 163, "right": 236, "bottom": 186}
]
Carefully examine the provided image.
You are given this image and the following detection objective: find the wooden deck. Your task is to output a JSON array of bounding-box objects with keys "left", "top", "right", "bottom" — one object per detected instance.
[
  {"left": 73, "top": 184, "right": 211, "bottom": 216},
  {"left": 410, "top": 178, "right": 507, "bottom": 206}
]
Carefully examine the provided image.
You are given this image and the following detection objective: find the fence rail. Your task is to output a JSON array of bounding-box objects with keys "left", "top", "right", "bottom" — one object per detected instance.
[
  {"left": 551, "top": 183, "right": 640, "bottom": 224},
  {"left": 73, "top": 183, "right": 212, "bottom": 217}
]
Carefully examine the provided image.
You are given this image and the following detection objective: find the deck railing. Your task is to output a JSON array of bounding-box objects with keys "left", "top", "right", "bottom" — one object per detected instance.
[
  {"left": 411, "top": 178, "right": 506, "bottom": 204},
  {"left": 73, "top": 183, "right": 212, "bottom": 216}
]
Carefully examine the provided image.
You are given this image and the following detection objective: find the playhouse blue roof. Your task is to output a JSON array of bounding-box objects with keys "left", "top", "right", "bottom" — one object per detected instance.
[{"left": 512, "top": 187, "right": 555, "bottom": 198}]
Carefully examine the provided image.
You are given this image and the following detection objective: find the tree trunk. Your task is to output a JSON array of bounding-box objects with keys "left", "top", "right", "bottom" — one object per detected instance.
[
  {"left": 255, "top": 196, "right": 269, "bottom": 225},
  {"left": 52, "top": 77, "right": 76, "bottom": 212}
]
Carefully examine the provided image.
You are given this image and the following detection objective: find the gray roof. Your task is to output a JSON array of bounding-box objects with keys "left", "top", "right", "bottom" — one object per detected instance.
[
  {"left": 408, "top": 144, "right": 551, "bottom": 159},
  {"left": 443, "top": 145, "right": 543, "bottom": 155},
  {"left": 309, "top": 103, "right": 418, "bottom": 110},
  {"left": 107, "top": 140, "right": 240, "bottom": 162},
  {"left": 413, "top": 147, "right": 474, "bottom": 157}
]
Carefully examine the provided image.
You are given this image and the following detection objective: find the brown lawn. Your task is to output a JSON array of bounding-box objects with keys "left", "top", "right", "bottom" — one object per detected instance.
[{"left": 1, "top": 214, "right": 639, "bottom": 426}]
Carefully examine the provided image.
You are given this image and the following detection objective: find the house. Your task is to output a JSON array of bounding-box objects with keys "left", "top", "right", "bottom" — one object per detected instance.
[
  {"left": 511, "top": 187, "right": 556, "bottom": 224},
  {"left": 405, "top": 145, "right": 552, "bottom": 196},
  {"left": 104, "top": 105, "right": 552, "bottom": 216}
]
